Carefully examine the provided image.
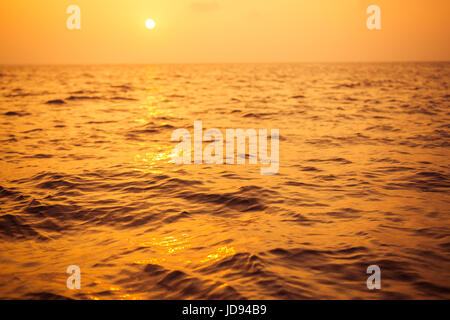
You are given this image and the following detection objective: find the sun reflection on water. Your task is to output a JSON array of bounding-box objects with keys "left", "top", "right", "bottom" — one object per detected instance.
[
  {"left": 133, "top": 147, "right": 173, "bottom": 173},
  {"left": 139, "top": 234, "right": 191, "bottom": 255},
  {"left": 200, "top": 246, "right": 236, "bottom": 264}
]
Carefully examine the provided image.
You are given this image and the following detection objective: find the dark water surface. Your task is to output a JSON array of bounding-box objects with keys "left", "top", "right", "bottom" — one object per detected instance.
[{"left": 0, "top": 63, "right": 449, "bottom": 299}]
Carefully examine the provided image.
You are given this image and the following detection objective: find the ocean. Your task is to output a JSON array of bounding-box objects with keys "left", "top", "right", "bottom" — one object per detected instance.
[{"left": 0, "top": 63, "right": 449, "bottom": 299}]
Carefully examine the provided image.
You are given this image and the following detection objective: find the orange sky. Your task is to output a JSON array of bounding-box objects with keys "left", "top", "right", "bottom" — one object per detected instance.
[{"left": 0, "top": 0, "right": 449, "bottom": 64}]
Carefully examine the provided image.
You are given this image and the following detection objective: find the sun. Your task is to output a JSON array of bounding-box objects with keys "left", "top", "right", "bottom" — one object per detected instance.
[{"left": 145, "top": 19, "right": 155, "bottom": 30}]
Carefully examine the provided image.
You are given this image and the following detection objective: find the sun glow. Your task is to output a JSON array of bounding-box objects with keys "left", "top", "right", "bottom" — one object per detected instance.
[{"left": 145, "top": 18, "right": 155, "bottom": 30}]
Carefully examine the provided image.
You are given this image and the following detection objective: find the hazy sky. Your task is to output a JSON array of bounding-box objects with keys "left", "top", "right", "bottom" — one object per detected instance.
[{"left": 0, "top": 0, "right": 449, "bottom": 64}]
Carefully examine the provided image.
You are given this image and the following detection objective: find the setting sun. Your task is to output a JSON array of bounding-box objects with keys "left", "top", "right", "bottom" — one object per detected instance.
[{"left": 145, "top": 18, "right": 155, "bottom": 30}]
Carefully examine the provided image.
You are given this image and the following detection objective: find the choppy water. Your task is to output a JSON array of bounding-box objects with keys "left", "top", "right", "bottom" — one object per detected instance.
[{"left": 0, "top": 63, "right": 449, "bottom": 299}]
